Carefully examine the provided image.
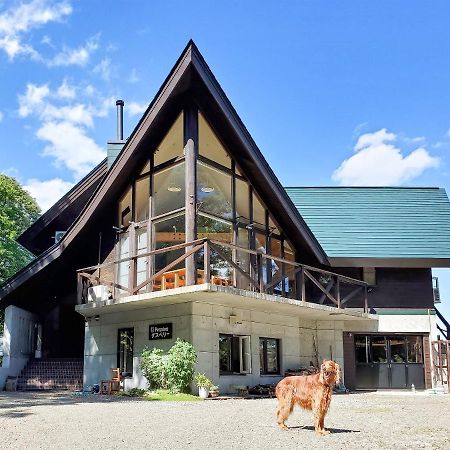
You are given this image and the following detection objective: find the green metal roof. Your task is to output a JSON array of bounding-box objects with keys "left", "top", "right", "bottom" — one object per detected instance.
[{"left": 285, "top": 187, "right": 450, "bottom": 259}]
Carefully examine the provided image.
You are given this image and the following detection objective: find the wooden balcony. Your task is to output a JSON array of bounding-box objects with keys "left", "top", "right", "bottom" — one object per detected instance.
[{"left": 77, "top": 239, "right": 369, "bottom": 313}]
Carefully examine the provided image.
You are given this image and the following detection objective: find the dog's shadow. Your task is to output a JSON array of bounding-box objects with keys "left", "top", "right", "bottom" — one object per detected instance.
[{"left": 288, "top": 426, "right": 360, "bottom": 434}]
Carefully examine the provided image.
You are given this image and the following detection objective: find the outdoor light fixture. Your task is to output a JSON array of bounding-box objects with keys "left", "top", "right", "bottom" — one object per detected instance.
[
  {"left": 94, "top": 315, "right": 100, "bottom": 321},
  {"left": 167, "top": 184, "right": 182, "bottom": 192}
]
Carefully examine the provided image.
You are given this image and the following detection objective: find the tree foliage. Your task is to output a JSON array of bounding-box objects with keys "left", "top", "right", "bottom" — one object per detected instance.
[
  {"left": 0, "top": 174, "right": 40, "bottom": 332},
  {"left": 140, "top": 339, "right": 197, "bottom": 393}
]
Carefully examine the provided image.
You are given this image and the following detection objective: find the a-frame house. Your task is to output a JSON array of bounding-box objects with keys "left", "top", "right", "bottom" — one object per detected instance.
[{"left": 1, "top": 41, "right": 449, "bottom": 392}]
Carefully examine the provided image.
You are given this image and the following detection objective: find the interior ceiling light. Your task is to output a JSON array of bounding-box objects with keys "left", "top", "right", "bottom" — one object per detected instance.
[
  {"left": 201, "top": 185, "right": 215, "bottom": 193},
  {"left": 167, "top": 183, "right": 182, "bottom": 192}
]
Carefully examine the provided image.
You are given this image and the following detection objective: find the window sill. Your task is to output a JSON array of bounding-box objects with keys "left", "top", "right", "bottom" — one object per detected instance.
[{"left": 219, "top": 373, "right": 250, "bottom": 376}]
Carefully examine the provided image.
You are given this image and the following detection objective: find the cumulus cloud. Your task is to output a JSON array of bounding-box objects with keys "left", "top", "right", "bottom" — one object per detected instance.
[
  {"left": 333, "top": 128, "right": 440, "bottom": 186},
  {"left": 127, "top": 101, "right": 147, "bottom": 116},
  {"left": 93, "top": 57, "right": 113, "bottom": 81},
  {"left": 0, "top": 0, "right": 72, "bottom": 59},
  {"left": 46, "top": 34, "right": 99, "bottom": 66},
  {"left": 24, "top": 177, "right": 74, "bottom": 211},
  {"left": 0, "top": 111, "right": 3, "bottom": 122},
  {"left": 37, "top": 121, "right": 105, "bottom": 178},
  {"left": 17, "top": 80, "right": 109, "bottom": 180}
]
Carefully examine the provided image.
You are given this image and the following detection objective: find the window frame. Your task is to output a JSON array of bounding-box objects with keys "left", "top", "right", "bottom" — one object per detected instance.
[
  {"left": 259, "top": 337, "right": 281, "bottom": 375},
  {"left": 117, "top": 328, "right": 134, "bottom": 378},
  {"left": 219, "top": 333, "right": 252, "bottom": 375}
]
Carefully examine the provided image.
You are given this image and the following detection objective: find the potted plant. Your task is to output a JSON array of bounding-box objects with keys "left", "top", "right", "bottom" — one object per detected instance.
[
  {"left": 195, "top": 373, "right": 212, "bottom": 399},
  {"left": 209, "top": 384, "right": 220, "bottom": 398}
]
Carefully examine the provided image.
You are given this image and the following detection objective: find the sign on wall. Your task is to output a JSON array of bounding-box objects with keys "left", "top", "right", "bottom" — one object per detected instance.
[{"left": 149, "top": 323, "right": 173, "bottom": 340}]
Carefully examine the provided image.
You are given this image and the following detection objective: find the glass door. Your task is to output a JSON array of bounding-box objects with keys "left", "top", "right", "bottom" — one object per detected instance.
[
  {"left": 388, "top": 336, "right": 407, "bottom": 388},
  {"left": 117, "top": 231, "right": 130, "bottom": 295}
]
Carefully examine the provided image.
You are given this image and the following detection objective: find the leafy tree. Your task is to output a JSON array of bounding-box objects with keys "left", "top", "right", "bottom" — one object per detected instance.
[{"left": 0, "top": 174, "right": 40, "bottom": 332}]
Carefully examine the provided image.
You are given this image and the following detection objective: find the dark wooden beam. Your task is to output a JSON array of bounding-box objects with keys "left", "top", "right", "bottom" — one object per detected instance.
[{"left": 184, "top": 103, "right": 198, "bottom": 285}]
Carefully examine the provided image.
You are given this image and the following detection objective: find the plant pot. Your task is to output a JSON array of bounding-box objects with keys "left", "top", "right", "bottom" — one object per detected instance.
[{"left": 198, "top": 386, "right": 209, "bottom": 399}]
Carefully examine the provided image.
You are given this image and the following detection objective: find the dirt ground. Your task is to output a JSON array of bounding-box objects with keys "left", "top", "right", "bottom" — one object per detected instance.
[{"left": 0, "top": 391, "right": 449, "bottom": 449}]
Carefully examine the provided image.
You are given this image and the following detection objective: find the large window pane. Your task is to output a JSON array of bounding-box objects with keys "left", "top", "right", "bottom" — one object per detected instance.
[
  {"left": 199, "top": 111, "right": 231, "bottom": 168},
  {"left": 197, "top": 162, "right": 232, "bottom": 220},
  {"left": 371, "top": 336, "right": 387, "bottom": 363},
  {"left": 406, "top": 336, "right": 423, "bottom": 363},
  {"left": 253, "top": 193, "right": 265, "bottom": 228},
  {"left": 154, "top": 112, "right": 184, "bottom": 167},
  {"left": 153, "top": 162, "right": 185, "bottom": 217},
  {"left": 197, "top": 214, "right": 232, "bottom": 284},
  {"left": 154, "top": 214, "right": 185, "bottom": 276},
  {"left": 135, "top": 177, "right": 149, "bottom": 222},
  {"left": 235, "top": 178, "right": 249, "bottom": 221},
  {"left": 389, "top": 337, "right": 406, "bottom": 363},
  {"left": 118, "top": 186, "right": 132, "bottom": 227},
  {"left": 355, "top": 336, "right": 370, "bottom": 363}
]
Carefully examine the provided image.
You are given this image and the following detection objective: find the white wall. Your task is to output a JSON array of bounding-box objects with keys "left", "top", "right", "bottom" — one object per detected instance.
[
  {"left": 83, "top": 301, "right": 346, "bottom": 394},
  {"left": 191, "top": 303, "right": 344, "bottom": 393},
  {"left": 0, "top": 305, "right": 38, "bottom": 389},
  {"left": 83, "top": 302, "right": 192, "bottom": 390}
]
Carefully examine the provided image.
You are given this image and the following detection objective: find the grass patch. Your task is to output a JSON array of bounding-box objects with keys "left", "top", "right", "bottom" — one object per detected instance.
[{"left": 143, "top": 390, "right": 201, "bottom": 402}]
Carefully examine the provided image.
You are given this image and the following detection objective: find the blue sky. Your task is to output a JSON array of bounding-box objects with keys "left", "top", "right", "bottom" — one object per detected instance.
[{"left": 1, "top": 0, "right": 450, "bottom": 320}]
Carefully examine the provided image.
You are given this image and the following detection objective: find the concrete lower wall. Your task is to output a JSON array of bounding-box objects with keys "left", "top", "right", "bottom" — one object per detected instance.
[
  {"left": 0, "top": 305, "right": 38, "bottom": 390},
  {"left": 83, "top": 302, "right": 349, "bottom": 394}
]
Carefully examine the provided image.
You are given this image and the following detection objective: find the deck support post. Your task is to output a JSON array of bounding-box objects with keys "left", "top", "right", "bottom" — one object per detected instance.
[{"left": 184, "top": 104, "right": 198, "bottom": 286}]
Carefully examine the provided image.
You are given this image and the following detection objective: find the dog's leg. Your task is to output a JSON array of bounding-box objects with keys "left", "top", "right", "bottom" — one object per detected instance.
[
  {"left": 318, "top": 413, "right": 330, "bottom": 435},
  {"left": 276, "top": 386, "right": 294, "bottom": 431}
]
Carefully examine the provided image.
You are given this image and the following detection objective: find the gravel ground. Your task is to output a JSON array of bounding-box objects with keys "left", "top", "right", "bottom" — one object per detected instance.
[{"left": 0, "top": 391, "right": 449, "bottom": 450}]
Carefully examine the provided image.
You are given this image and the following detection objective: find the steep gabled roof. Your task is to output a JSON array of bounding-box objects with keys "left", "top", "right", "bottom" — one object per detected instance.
[
  {"left": 0, "top": 41, "right": 327, "bottom": 301},
  {"left": 286, "top": 186, "right": 450, "bottom": 267},
  {"left": 18, "top": 159, "right": 108, "bottom": 255}
]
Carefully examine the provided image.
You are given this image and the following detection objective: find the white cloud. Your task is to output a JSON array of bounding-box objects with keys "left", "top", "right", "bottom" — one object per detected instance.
[
  {"left": 47, "top": 34, "right": 99, "bottom": 67},
  {"left": 0, "top": 0, "right": 72, "bottom": 59},
  {"left": 127, "top": 101, "right": 147, "bottom": 116},
  {"left": 17, "top": 80, "right": 111, "bottom": 180},
  {"left": 0, "top": 111, "right": 3, "bottom": 122},
  {"left": 24, "top": 177, "right": 74, "bottom": 212},
  {"left": 128, "top": 68, "right": 140, "bottom": 83},
  {"left": 37, "top": 121, "right": 105, "bottom": 178},
  {"left": 333, "top": 128, "right": 440, "bottom": 186},
  {"left": 93, "top": 57, "right": 112, "bottom": 81},
  {"left": 56, "top": 78, "right": 75, "bottom": 99}
]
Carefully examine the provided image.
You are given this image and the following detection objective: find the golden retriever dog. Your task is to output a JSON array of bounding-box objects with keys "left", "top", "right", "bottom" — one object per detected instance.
[{"left": 275, "top": 360, "right": 341, "bottom": 435}]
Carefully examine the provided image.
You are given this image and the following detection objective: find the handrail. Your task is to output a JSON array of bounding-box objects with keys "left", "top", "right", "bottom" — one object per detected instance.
[{"left": 77, "top": 238, "right": 368, "bottom": 311}]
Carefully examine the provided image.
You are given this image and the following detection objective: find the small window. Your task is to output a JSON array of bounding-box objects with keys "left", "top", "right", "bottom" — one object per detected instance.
[
  {"left": 259, "top": 337, "right": 280, "bottom": 375},
  {"left": 117, "top": 328, "right": 134, "bottom": 378},
  {"left": 219, "top": 334, "right": 251, "bottom": 374}
]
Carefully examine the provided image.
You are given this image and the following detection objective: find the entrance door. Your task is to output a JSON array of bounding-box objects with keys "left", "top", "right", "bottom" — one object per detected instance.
[{"left": 355, "top": 334, "right": 425, "bottom": 389}]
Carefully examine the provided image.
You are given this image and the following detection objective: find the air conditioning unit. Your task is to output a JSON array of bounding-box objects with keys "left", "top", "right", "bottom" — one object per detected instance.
[
  {"left": 87, "top": 285, "right": 110, "bottom": 302},
  {"left": 432, "top": 277, "right": 441, "bottom": 304},
  {"left": 54, "top": 231, "right": 66, "bottom": 243}
]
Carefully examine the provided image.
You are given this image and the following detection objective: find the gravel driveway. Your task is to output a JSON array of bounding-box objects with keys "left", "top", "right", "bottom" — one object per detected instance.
[{"left": 0, "top": 391, "right": 449, "bottom": 449}]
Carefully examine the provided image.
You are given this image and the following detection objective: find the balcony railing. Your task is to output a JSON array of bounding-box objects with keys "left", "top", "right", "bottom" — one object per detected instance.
[{"left": 77, "top": 238, "right": 369, "bottom": 313}]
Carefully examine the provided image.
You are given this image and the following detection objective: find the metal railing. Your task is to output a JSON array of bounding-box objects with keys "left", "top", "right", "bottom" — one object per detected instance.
[{"left": 77, "top": 238, "right": 369, "bottom": 312}]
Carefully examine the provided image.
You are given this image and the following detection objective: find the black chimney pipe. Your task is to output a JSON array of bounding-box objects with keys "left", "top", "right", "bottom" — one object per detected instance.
[{"left": 116, "top": 99, "right": 124, "bottom": 140}]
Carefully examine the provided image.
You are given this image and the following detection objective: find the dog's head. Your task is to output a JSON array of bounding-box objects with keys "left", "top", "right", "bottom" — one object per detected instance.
[{"left": 319, "top": 360, "right": 341, "bottom": 386}]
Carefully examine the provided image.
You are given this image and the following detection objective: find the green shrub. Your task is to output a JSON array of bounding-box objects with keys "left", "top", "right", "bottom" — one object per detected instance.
[
  {"left": 127, "top": 388, "right": 146, "bottom": 397},
  {"left": 140, "top": 338, "right": 197, "bottom": 393},
  {"left": 195, "top": 373, "right": 212, "bottom": 388}
]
